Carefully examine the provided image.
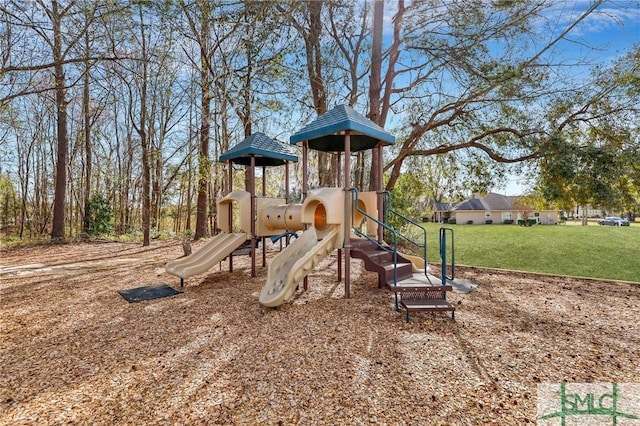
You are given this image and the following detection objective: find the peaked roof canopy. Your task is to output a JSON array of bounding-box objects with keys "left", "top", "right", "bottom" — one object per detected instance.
[
  {"left": 219, "top": 132, "right": 298, "bottom": 166},
  {"left": 289, "top": 104, "right": 395, "bottom": 152}
]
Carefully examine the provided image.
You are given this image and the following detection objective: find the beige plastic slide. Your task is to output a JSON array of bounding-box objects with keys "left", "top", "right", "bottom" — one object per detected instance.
[
  {"left": 259, "top": 225, "right": 340, "bottom": 307},
  {"left": 397, "top": 251, "right": 430, "bottom": 274},
  {"left": 165, "top": 232, "right": 247, "bottom": 280}
]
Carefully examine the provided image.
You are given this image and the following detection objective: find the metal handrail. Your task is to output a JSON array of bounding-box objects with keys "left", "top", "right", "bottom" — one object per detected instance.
[
  {"left": 382, "top": 191, "right": 430, "bottom": 280},
  {"left": 439, "top": 227, "right": 455, "bottom": 283},
  {"left": 350, "top": 189, "right": 400, "bottom": 307}
]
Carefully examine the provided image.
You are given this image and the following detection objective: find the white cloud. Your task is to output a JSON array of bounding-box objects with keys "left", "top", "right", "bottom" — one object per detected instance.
[{"left": 541, "top": 1, "right": 640, "bottom": 38}]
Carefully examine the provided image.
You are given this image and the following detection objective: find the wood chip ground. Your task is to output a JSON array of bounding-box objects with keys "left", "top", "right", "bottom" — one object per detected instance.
[{"left": 1, "top": 240, "right": 638, "bottom": 425}]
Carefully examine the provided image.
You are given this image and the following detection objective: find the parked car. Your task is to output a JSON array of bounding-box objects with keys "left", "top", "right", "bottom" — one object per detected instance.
[{"left": 597, "top": 216, "right": 630, "bottom": 226}]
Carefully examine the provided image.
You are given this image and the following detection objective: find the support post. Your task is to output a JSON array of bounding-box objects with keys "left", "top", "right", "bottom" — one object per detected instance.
[
  {"left": 343, "top": 132, "right": 352, "bottom": 298},
  {"left": 285, "top": 160, "right": 290, "bottom": 201},
  {"left": 302, "top": 142, "right": 308, "bottom": 200},
  {"left": 250, "top": 156, "right": 256, "bottom": 277},
  {"left": 302, "top": 142, "right": 308, "bottom": 290},
  {"left": 376, "top": 144, "right": 384, "bottom": 244},
  {"left": 227, "top": 161, "right": 234, "bottom": 273},
  {"left": 336, "top": 151, "right": 342, "bottom": 283},
  {"left": 262, "top": 165, "right": 266, "bottom": 268}
]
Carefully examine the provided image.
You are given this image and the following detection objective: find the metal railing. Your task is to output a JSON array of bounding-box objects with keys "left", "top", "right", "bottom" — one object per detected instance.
[
  {"left": 350, "top": 188, "right": 400, "bottom": 287},
  {"left": 350, "top": 189, "right": 433, "bottom": 310},
  {"left": 439, "top": 227, "right": 455, "bottom": 284},
  {"left": 382, "top": 191, "right": 430, "bottom": 281}
]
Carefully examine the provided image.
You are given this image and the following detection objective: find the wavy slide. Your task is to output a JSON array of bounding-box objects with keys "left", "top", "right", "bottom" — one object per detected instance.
[
  {"left": 166, "top": 232, "right": 247, "bottom": 281},
  {"left": 259, "top": 225, "right": 340, "bottom": 307}
]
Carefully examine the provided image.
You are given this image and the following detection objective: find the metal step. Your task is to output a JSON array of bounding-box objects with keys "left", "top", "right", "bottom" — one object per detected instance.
[{"left": 398, "top": 285, "right": 455, "bottom": 322}]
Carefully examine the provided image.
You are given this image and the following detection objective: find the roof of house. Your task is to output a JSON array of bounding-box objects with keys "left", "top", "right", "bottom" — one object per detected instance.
[
  {"left": 437, "top": 193, "right": 520, "bottom": 212},
  {"left": 434, "top": 201, "right": 459, "bottom": 211}
]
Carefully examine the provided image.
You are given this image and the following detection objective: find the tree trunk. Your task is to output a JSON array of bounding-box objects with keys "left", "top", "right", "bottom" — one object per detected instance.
[
  {"left": 82, "top": 51, "right": 92, "bottom": 236},
  {"left": 137, "top": 5, "right": 151, "bottom": 246},
  {"left": 194, "top": 81, "right": 211, "bottom": 240},
  {"left": 367, "top": 0, "right": 384, "bottom": 192},
  {"left": 306, "top": 1, "right": 334, "bottom": 187},
  {"left": 194, "top": 4, "right": 211, "bottom": 241},
  {"left": 51, "top": 0, "right": 68, "bottom": 242}
]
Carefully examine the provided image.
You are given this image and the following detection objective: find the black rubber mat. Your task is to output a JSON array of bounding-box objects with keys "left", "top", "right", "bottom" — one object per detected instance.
[{"left": 118, "top": 283, "right": 183, "bottom": 303}]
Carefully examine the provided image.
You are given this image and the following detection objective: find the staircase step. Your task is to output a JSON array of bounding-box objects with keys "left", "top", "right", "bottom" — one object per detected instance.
[
  {"left": 382, "top": 263, "right": 414, "bottom": 284},
  {"left": 350, "top": 238, "right": 380, "bottom": 249},
  {"left": 388, "top": 284, "right": 453, "bottom": 293},
  {"left": 401, "top": 298, "right": 455, "bottom": 312},
  {"left": 349, "top": 239, "right": 417, "bottom": 287},
  {"left": 399, "top": 285, "right": 455, "bottom": 322}
]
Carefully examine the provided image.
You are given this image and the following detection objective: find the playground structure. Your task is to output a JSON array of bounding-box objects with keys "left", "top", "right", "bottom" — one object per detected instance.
[{"left": 165, "top": 106, "right": 455, "bottom": 320}]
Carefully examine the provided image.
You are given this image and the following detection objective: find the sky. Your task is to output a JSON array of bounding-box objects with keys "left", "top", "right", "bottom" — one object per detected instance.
[
  {"left": 494, "top": 0, "right": 640, "bottom": 195},
  {"left": 376, "top": 0, "right": 639, "bottom": 196}
]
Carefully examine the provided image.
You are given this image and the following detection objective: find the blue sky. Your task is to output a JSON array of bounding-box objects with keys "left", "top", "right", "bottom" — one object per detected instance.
[
  {"left": 376, "top": 1, "right": 639, "bottom": 195},
  {"left": 497, "top": 0, "right": 639, "bottom": 194},
  {"left": 540, "top": 1, "right": 639, "bottom": 66}
]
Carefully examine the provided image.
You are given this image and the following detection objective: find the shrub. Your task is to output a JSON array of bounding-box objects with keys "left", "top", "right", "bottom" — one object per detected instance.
[
  {"left": 84, "top": 194, "right": 113, "bottom": 236},
  {"left": 527, "top": 219, "right": 537, "bottom": 226},
  {"left": 485, "top": 219, "right": 493, "bottom": 224},
  {"left": 466, "top": 220, "right": 474, "bottom": 225},
  {"left": 447, "top": 218, "right": 456, "bottom": 224},
  {"left": 503, "top": 219, "right": 514, "bottom": 224}
]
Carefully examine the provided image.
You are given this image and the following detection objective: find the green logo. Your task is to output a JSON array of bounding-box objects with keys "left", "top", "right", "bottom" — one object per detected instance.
[{"left": 538, "top": 382, "right": 639, "bottom": 425}]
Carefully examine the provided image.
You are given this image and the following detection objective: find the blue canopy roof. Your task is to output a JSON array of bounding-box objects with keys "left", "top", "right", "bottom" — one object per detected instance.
[
  {"left": 219, "top": 132, "right": 298, "bottom": 166},
  {"left": 289, "top": 104, "right": 395, "bottom": 152}
]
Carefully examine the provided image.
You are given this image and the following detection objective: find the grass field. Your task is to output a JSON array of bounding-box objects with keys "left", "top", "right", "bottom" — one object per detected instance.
[{"left": 421, "top": 221, "right": 639, "bottom": 283}]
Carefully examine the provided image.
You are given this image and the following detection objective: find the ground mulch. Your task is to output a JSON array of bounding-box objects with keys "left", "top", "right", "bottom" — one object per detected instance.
[{"left": 0, "top": 239, "right": 638, "bottom": 425}]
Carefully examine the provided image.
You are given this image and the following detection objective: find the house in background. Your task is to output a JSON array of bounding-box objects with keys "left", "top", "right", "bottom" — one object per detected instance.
[
  {"left": 433, "top": 192, "right": 560, "bottom": 224},
  {"left": 571, "top": 205, "right": 602, "bottom": 219}
]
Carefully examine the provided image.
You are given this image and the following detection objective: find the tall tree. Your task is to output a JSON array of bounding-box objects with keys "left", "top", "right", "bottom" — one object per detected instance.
[
  {"left": 539, "top": 46, "right": 640, "bottom": 222},
  {"left": 2, "top": 0, "right": 107, "bottom": 240},
  {"left": 124, "top": 2, "right": 153, "bottom": 246},
  {"left": 377, "top": 0, "right": 639, "bottom": 194},
  {"left": 180, "top": 0, "right": 213, "bottom": 241},
  {"left": 48, "top": 0, "right": 75, "bottom": 241},
  {"left": 278, "top": 0, "right": 336, "bottom": 187},
  {"left": 367, "top": 0, "right": 384, "bottom": 190}
]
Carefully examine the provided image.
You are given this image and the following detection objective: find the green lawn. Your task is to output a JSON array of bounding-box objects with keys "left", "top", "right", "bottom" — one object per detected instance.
[{"left": 421, "top": 221, "right": 639, "bottom": 283}]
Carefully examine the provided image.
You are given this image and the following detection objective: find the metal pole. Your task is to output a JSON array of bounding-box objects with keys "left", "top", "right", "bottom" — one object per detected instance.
[
  {"left": 336, "top": 151, "right": 342, "bottom": 282},
  {"left": 302, "top": 142, "right": 308, "bottom": 200},
  {"left": 227, "top": 161, "right": 234, "bottom": 273},
  {"left": 302, "top": 142, "right": 308, "bottom": 290},
  {"left": 440, "top": 228, "right": 446, "bottom": 285},
  {"left": 285, "top": 160, "right": 290, "bottom": 201},
  {"left": 376, "top": 144, "right": 384, "bottom": 244},
  {"left": 250, "top": 156, "right": 256, "bottom": 277},
  {"left": 344, "top": 132, "right": 351, "bottom": 298},
  {"left": 262, "top": 165, "right": 266, "bottom": 268}
]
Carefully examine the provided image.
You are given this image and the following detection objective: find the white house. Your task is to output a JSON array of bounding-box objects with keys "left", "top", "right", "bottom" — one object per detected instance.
[{"left": 433, "top": 193, "right": 560, "bottom": 224}]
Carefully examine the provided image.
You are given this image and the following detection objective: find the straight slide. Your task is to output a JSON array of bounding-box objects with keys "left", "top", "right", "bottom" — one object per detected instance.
[
  {"left": 166, "top": 232, "right": 247, "bottom": 280},
  {"left": 259, "top": 225, "right": 340, "bottom": 307}
]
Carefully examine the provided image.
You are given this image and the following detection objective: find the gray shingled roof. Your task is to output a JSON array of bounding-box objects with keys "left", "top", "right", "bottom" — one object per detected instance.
[
  {"left": 289, "top": 104, "right": 395, "bottom": 152},
  {"left": 436, "top": 193, "right": 519, "bottom": 211},
  {"left": 481, "top": 193, "right": 515, "bottom": 210},
  {"left": 219, "top": 132, "right": 298, "bottom": 166},
  {"left": 435, "top": 201, "right": 459, "bottom": 211},
  {"left": 453, "top": 198, "right": 487, "bottom": 211}
]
